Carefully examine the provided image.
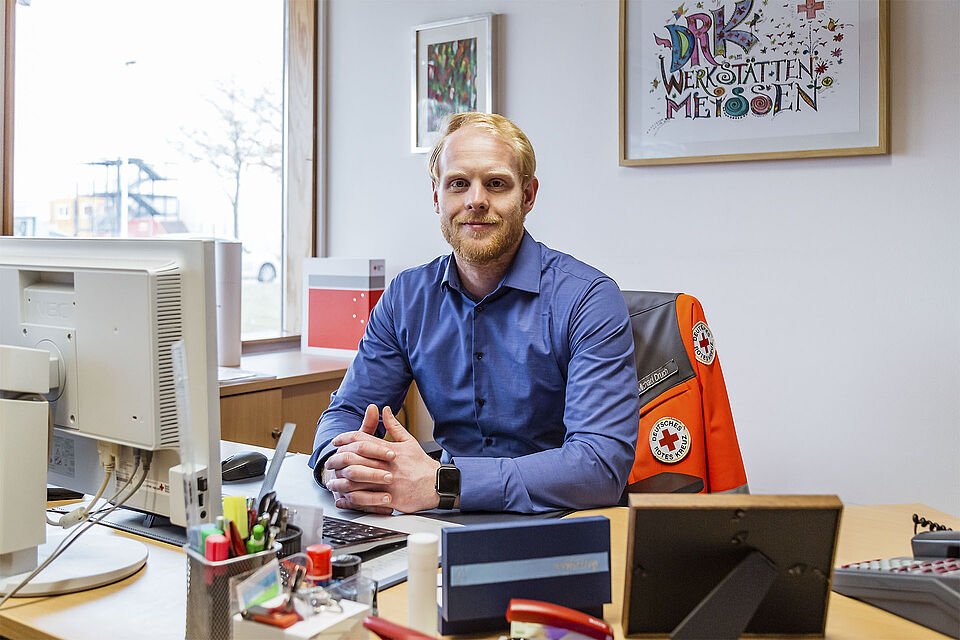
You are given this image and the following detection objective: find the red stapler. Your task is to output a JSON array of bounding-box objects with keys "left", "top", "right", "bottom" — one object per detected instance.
[
  {"left": 363, "top": 616, "right": 437, "bottom": 640},
  {"left": 505, "top": 599, "right": 613, "bottom": 640}
]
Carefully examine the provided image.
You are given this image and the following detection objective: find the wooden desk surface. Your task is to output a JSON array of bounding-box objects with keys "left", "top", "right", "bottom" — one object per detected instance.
[
  {"left": 1, "top": 503, "right": 957, "bottom": 640},
  {"left": 219, "top": 350, "right": 352, "bottom": 397}
]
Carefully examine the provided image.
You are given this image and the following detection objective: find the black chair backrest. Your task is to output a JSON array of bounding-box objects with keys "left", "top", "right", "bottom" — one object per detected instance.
[{"left": 622, "top": 291, "right": 696, "bottom": 410}]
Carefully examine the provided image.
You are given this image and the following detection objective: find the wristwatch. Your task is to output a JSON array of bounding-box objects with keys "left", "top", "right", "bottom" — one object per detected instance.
[{"left": 435, "top": 463, "right": 460, "bottom": 510}]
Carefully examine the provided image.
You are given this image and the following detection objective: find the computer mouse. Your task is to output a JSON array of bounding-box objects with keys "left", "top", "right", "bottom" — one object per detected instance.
[{"left": 221, "top": 451, "right": 268, "bottom": 482}]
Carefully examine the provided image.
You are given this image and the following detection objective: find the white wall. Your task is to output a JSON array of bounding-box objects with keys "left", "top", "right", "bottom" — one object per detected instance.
[{"left": 324, "top": 0, "right": 960, "bottom": 516}]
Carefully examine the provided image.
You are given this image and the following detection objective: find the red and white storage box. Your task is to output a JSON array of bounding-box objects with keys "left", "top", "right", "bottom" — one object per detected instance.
[{"left": 301, "top": 258, "right": 385, "bottom": 356}]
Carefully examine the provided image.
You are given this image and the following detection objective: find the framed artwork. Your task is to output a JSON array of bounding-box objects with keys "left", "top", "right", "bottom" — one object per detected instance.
[
  {"left": 412, "top": 14, "right": 494, "bottom": 153},
  {"left": 619, "top": 0, "right": 889, "bottom": 165}
]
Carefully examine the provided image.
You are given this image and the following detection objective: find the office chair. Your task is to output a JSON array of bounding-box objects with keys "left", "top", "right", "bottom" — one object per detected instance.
[{"left": 621, "top": 291, "right": 748, "bottom": 494}]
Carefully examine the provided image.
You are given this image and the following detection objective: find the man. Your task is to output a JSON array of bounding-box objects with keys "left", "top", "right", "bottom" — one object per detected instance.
[{"left": 308, "top": 112, "right": 639, "bottom": 514}]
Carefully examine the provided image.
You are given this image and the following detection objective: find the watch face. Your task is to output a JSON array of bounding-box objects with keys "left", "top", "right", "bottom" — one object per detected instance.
[{"left": 437, "top": 465, "right": 460, "bottom": 495}]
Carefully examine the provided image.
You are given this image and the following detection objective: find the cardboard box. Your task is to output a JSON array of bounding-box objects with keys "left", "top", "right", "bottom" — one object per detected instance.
[
  {"left": 439, "top": 516, "right": 611, "bottom": 634},
  {"left": 301, "top": 258, "right": 385, "bottom": 356},
  {"left": 232, "top": 598, "right": 369, "bottom": 640}
]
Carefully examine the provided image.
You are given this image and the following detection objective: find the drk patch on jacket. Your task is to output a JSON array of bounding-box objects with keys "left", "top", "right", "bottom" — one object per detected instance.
[
  {"left": 649, "top": 417, "right": 690, "bottom": 464},
  {"left": 692, "top": 321, "right": 715, "bottom": 365}
]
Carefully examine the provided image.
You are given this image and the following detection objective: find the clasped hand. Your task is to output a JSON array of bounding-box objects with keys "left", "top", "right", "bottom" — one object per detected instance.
[{"left": 322, "top": 404, "right": 440, "bottom": 514}]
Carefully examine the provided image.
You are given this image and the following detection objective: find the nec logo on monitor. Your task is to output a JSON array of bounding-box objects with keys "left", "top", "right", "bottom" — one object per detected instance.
[
  {"left": 32, "top": 300, "right": 74, "bottom": 321},
  {"left": 23, "top": 282, "right": 76, "bottom": 326}
]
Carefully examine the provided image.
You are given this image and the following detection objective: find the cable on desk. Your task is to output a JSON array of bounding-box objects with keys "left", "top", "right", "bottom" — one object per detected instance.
[
  {"left": 46, "top": 443, "right": 119, "bottom": 529},
  {"left": 0, "top": 450, "right": 153, "bottom": 609},
  {"left": 913, "top": 513, "right": 953, "bottom": 535},
  {"left": 82, "top": 449, "right": 144, "bottom": 519}
]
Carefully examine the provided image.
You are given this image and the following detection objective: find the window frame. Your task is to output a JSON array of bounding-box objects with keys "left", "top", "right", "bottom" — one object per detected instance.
[{"left": 0, "top": 0, "right": 320, "bottom": 345}]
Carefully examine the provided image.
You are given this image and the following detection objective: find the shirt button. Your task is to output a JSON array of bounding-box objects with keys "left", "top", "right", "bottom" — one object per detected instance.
[
  {"left": 477, "top": 305, "right": 485, "bottom": 312},
  {"left": 477, "top": 398, "right": 485, "bottom": 407},
  {"left": 474, "top": 352, "right": 483, "bottom": 360},
  {"left": 484, "top": 437, "right": 493, "bottom": 446}
]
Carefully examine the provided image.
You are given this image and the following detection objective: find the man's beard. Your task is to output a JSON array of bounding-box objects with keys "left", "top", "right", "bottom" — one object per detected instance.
[{"left": 440, "top": 201, "right": 525, "bottom": 265}]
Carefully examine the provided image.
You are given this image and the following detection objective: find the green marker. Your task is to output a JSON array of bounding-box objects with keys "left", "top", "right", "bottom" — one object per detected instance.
[
  {"left": 199, "top": 523, "right": 224, "bottom": 553},
  {"left": 246, "top": 523, "right": 266, "bottom": 554}
]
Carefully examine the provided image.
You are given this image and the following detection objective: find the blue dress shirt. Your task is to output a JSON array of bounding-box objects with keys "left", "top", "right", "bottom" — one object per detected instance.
[{"left": 309, "top": 231, "right": 639, "bottom": 512}]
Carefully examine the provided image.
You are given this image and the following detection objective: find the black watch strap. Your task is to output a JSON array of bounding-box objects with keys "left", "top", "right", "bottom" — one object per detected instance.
[
  {"left": 315, "top": 451, "right": 334, "bottom": 489},
  {"left": 436, "top": 463, "right": 460, "bottom": 510}
]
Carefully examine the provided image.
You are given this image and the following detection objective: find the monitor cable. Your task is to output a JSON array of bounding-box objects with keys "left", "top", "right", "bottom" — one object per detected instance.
[
  {"left": 0, "top": 450, "right": 153, "bottom": 608},
  {"left": 83, "top": 449, "right": 144, "bottom": 520},
  {"left": 45, "top": 441, "right": 119, "bottom": 530}
]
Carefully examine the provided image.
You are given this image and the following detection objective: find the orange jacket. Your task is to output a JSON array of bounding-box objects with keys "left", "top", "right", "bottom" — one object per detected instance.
[{"left": 622, "top": 292, "right": 748, "bottom": 494}]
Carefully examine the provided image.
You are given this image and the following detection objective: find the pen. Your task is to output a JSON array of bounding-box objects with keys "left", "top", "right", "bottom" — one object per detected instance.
[{"left": 283, "top": 565, "right": 306, "bottom": 612}]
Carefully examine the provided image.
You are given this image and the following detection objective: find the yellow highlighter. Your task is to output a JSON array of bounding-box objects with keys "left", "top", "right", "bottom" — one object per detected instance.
[{"left": 222, "top": 495, "right": 249, "bottom": 539}]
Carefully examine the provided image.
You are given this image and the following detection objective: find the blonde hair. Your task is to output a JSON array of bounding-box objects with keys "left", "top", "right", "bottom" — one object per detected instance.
[{"left": 428, "top": 112, "right": 536, "bottom": 186}]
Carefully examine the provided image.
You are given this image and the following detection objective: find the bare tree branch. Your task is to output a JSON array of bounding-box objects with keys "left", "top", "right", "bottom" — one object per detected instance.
[{"left": 174, "top": 82, "right": 282, "bottom": 238}]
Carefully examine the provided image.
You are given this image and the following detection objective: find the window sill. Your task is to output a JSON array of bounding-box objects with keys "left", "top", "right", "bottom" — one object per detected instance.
[{"left": 241, "top": 334, "right": 301, "bottom": 355}]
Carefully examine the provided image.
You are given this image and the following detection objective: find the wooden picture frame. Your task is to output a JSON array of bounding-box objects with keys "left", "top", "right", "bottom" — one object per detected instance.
[
  {"left": 619, "top": 0, "right": 889, "bottom": 165},
  {"left": 411, "top": 14, "right": 494, "bottom": 153},
  {"left": 623, "top": 494, "right": 843, "bottom": 638}
]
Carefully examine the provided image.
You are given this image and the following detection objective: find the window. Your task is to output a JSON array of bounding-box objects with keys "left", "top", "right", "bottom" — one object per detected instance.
[{"left": 7, "top": 0, "right": 314, "bottom": 341}]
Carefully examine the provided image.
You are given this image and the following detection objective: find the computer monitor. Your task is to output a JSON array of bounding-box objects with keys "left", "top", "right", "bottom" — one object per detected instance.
[
  {"left": 0, "top": 236, "right": 222, "bottom": 527},
  {"left": 623, "top": 494, "right": 842, "bottom": 639}
]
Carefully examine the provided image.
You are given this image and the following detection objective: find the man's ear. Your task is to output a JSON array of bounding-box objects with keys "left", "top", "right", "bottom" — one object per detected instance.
[
  {"left": 521, "top": 177, "right": 539, "bottom": 215},
  {"left": 432, "top": 182, "right": 440, "bottom": 214}
]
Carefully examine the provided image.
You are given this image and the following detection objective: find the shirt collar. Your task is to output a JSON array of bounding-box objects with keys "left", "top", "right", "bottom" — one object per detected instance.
[
  {"left": 441, "top": 253, "right": 462, "bottom": 292},
  {"left": 500, "top": 230, "right": 541, "bottom": 294},
  {"left": 440, "top": 230, "right": 542, "bottom": 296}
]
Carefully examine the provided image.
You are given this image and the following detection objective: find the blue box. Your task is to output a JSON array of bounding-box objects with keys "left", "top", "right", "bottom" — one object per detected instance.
[{"left": 439, "top": 516, "right": 611, "bottom": 634}]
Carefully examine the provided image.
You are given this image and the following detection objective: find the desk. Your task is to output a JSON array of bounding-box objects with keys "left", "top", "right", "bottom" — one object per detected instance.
[
  {"left": 1, "top": 503, "right": 957, "bottom": 640},
  {"left": 218, "top": 351, "right": 433, "bottom": 454},
  {"left": 219, "top": 351, "right": 351, "bottom": 454}
]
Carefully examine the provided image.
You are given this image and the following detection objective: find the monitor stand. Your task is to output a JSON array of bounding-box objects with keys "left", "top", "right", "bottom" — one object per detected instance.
[
  {"left": 671, "top": 550, "right": 779, "bottom": 640},
  {"left": 0, "top": 532, "right": 147, "bottom": 597}
]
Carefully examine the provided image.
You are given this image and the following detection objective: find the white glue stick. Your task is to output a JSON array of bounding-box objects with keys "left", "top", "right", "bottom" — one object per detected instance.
[{"left": 407, "top": 532, "right": 439, "bottom": 636}]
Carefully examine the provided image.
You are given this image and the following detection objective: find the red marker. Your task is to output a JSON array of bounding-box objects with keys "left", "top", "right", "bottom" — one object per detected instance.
[{"left": 205, "top": 533, "right": 229, "bottom": 561}]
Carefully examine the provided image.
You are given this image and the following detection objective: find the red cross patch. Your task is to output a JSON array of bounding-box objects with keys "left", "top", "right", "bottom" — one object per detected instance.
[
  {"left": 649, "top": 417, "right": 691, "bottom": 464},
  {"left": 692, "top": 321, "right": 716, "bottom": 365}
]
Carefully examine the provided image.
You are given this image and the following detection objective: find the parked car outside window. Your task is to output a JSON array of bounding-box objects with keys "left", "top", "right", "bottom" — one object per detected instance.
[{"left": 242, "top": 247, "right": 280, "bottom": 282}]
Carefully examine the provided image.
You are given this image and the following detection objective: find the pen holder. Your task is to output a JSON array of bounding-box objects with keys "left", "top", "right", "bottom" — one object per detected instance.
[
  {"left": 276, "top": 524, "right": 302, "bottom": 559},
  {"left": 184, "top": 542, "right": 279, "bottom": 640}
]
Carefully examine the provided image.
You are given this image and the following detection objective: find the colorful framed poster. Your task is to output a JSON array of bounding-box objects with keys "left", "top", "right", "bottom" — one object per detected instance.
[
  {"left": 619, "top": 0, "right": 888, "bottom": 165},
  {"left": 412, "top": 14, "right": 494, "bottom": 153}
]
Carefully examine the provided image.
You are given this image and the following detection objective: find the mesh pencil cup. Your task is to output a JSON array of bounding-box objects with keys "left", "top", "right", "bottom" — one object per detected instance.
[{"left": 183, "top": 542, "right": 279, "bottom": 640}]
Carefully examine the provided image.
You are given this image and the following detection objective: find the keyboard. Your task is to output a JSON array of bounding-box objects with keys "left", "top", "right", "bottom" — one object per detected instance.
[
  {"left": 322, "top": 516, "right": 408, "bottom": 555},
  {"left": 832, "top": 556, "right": 960, "bottom": 638}
]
